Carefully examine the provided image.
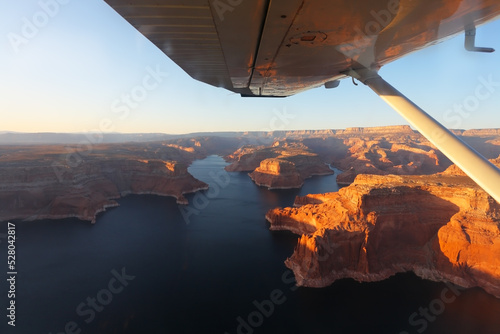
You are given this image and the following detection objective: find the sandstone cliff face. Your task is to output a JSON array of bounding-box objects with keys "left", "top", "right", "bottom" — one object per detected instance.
[
  {"left": 334, "top": 134, "right": 448, "bottom": 185},
  {"left": 462, "top": 129, "right": 500, "bottom": 137},
  {"left": 225, "top": 146, "right": 278, "bottom": 172},
  {"left": 266, "top": 173, "right": 500, "bottom": 298},
  {"left": 441, "top": 156, "right": 500, "bottom": 176},
  {"left": 249, "top": 159, "right": 303, "bottom": 189},
  {"left": 330, "top": 127, "right": 500, "bottom": 186},
  {"left": 0, "top": 143, "right": 208, "bottom": 224},
  {"left": 222, "top": 126, "right": 500, "bottom": 188},
  {"left": 225, "top": 140, "right": 333, "bottom": 189},
  {"left": 335, "top": 125, "right": 415, "bottom": 135}
]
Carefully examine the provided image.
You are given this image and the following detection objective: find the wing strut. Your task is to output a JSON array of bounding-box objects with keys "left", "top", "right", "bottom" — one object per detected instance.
[{"left": 347, "top": 68, "right": 500, "bottom": 204}]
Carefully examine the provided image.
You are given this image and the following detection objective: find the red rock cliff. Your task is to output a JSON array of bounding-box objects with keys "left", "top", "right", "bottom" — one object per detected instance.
[
  {"left": 330, "top": 127, "right": 500, "bottom": 186},
  {"left": 226, "top": 140, "right": 333, "bottom": 189},
  {"left": 266, "top": 173, "right": 500, "bottom": 297},
  {"left": 249, "top": 159, "right": 303, "bottom": 189},
  {"left": 0, "top": 143, "right": 208, "bottom": 224}
]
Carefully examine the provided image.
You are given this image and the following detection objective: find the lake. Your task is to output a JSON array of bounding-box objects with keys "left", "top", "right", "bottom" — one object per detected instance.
[{"left": 1, "top": 155, "right": 500, "bottom": 334}]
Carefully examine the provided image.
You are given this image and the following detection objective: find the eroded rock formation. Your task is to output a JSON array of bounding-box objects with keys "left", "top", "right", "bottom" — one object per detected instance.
[
  {"left": 0, "top": 143, "right": 208, "bottom": 224},
  {"left": 220, "top": 125, "right": 500, "bottom": 188},
  {"left": 225, "top": 140, "right": 333, "bottom": 189},
  {"left": 332, "top": 126, "right": 450, "bottom": 185},
  {"left": 266, "top": 170, "right": 500, "bottom": 297},
  {"left": 249, "top": 159, "right": 303, "bottom": 189},
  {"left": 328, "top": 126, "right": 500, "bottom": 186}
]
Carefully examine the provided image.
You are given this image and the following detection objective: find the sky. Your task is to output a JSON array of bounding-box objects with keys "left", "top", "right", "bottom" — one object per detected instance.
[{"left": 0, "top": 0, "right": 499, "bottom": 134}]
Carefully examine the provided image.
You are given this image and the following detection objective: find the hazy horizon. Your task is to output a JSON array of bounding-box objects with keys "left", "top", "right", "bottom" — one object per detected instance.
[{"left": 1, "top": 124, "right": 500, "bottom": 136}]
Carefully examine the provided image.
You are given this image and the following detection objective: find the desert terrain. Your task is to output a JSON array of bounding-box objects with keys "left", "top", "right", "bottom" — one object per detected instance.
[{"left": 2, "top": 126, "right": 500, "bottom": 298}]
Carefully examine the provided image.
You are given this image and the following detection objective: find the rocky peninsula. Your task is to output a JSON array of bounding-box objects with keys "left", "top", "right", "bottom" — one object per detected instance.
[
  {"left": 249, "top": 158, "right": 304, "bottom": 189},
  {"left": 0, "top": 143, "right": 208, "bottom": 224},
  {"left": 266, "top": 159, "right": 500, "bottom": 297},
  {"left": 226, "top": 140, "right": 333, "bottom": 189}
]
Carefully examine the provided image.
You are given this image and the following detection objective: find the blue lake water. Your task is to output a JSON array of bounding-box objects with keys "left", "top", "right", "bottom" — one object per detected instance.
[{"left": 1, "top": 155, "right": 500, "bottom": 334}]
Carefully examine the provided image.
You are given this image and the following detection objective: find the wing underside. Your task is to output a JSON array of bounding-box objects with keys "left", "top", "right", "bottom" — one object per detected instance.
[{"left": 104, "top": 0, "right": 500, "bottom": 97}]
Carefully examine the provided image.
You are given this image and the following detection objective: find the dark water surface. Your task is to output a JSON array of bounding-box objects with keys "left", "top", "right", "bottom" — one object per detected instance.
[{"left": 2, "top": 155, "right": 500, "bottom": 334}]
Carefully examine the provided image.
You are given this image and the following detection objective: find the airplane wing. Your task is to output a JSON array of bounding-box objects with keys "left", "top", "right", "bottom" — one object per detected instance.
[
  {"left": 102, "top": 0, "right": 500, "bottom": 204},
  {"left": 103, "top": 0, "right": 500, "bottom": 97}
]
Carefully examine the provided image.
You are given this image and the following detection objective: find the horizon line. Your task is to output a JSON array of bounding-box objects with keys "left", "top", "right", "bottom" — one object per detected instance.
[{"left": 1, "top": 125, "right": 500, "bottom": 136}]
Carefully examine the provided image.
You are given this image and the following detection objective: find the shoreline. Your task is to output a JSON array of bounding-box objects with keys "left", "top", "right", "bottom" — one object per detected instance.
[{"left": 0, "top": 185, "right": 211, "bottom": 225}]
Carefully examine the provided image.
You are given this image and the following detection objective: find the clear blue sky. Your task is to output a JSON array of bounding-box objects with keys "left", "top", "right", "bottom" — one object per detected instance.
[{"left": 1, "top": 0, "right": 499, "bottom": 134}]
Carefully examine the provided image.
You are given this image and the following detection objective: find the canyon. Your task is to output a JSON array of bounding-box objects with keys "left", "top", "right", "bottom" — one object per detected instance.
[
  {"left": 320, "top": 125, "right": 451, "bottom": 185},
  {"left": 1, "top": 126, "right": 499, "bottom": 230},
  {"left": 226, "top": 125, "right": 500, "bottom": 188},
  {"left": 228, "top": 140, "right": 334, "bottom": 189},
  {"left": 266, "top": 158, "right": 500, "bottom": 297},
  {"left": 0, "top": 142, "right": 209, "bottom": 223}
]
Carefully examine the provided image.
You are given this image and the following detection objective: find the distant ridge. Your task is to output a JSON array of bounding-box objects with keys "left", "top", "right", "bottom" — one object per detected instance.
[
  {"left": 461, "top": 129, "right": 500, "bottom": 137},
  {"left": 335, "top": 125, "right": 414, "bottom": 135},
  {"left": 0, "top": 132, "right": 177, "bottom": 145},
  {"left": 0, "top": 131, "right": 248, "bottom": 144},
  {"left": 1, "top": 126, "right": 498, "bottom": 145}
]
